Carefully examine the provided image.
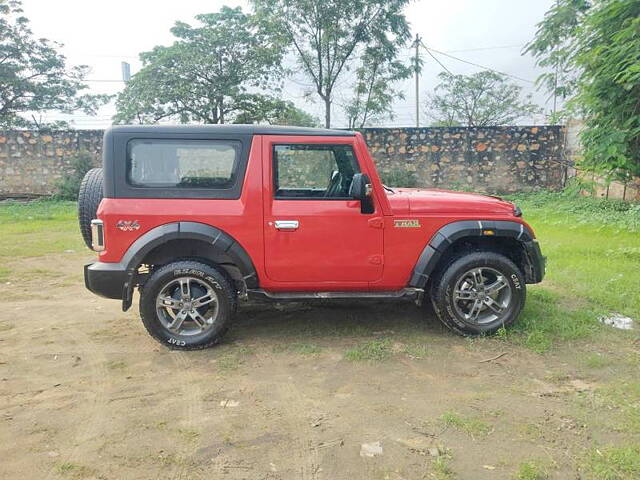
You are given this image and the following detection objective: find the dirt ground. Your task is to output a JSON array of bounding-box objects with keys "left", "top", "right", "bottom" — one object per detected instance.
[{"left": 0, "top": 251, "right": 637, "bottom": 479}]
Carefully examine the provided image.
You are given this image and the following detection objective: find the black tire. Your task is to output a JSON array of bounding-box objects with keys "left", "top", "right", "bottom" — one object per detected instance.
[
  {"left": 430, "top": 251, "right": 526, "bottom": 336},
  {"left": 78, "top": 168, "right": 104, "bottom": 249},
  {"left": 139, "top": 261, "right": 237, "bottom": 350}
]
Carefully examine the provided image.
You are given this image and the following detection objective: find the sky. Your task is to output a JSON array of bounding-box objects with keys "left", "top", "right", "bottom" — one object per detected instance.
[{"left": 20, "top": 0, "right": 556, "bottom": 128}]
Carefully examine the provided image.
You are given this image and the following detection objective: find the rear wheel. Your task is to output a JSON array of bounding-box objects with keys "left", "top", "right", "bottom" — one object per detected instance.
[
  {"left": 139, "top": 261, "right": 236, "bottom": 350},
  {"left": 430, "top": 251, "right": 526, "bottom": 336}
]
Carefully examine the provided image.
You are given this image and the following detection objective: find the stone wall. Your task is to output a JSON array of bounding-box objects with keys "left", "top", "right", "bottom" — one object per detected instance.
[
  {"left": 0, "top": 130, "right": 103, "bottom": 197},
  {"left": 0, "top": 126, "right": 568, "bottom": 197},
  {"left": 362, "top": 126, "right": 567, "bottom": 193}
]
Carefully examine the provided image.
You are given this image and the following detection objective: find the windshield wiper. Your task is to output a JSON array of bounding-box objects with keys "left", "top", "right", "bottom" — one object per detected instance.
[{"left": 383, "top": 184, "right": 395, "bottom": 193}]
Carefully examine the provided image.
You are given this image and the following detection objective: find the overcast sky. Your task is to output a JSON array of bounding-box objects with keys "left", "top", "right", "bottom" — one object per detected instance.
[{"left": 21, "top": 0, "right": 556, "bottom": 128}]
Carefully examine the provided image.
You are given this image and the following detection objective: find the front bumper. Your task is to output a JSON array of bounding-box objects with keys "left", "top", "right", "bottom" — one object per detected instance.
[
  {"left": 84, "top": 261, "right": 129, "bottom": 300},
  {"left": 522, "top": 239, "right": 546, "bottom": 283}
]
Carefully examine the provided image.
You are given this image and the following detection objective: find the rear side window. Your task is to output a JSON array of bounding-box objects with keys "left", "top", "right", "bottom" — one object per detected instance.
[{"left": 127, "top": 139, "right": 240, "bottom": 189}]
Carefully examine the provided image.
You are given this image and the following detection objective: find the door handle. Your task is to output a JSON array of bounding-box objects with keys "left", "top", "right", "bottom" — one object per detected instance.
[{"left": 274, "top": 220, "right": 299, "bottom": 231}]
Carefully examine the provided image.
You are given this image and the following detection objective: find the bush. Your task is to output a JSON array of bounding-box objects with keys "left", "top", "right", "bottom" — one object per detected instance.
[{"left": 55, "top": 152, "right": 95, "bottom": 200}]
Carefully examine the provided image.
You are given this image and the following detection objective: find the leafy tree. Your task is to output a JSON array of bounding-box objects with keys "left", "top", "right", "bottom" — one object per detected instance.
[
  {"left": 343, "top": 43, "right": 411, "bottom": 128},
  {"left": 252, "top": 0, "right": 411, "bottom": 128},
  {"left": 233, "top": 98, "right": 320, "bottom": 127},
  {"left": 114, "top": 6, "right": 293, "bottom": 125},
  {"left": 0, "top": 0, "right": 108, "bottom": 129},
  {"left": 527, "top": 0, "right": 640, "bottom": 178},
  {"left": 426, "top": 71, "right": 541, "bottom": 127},
  {"left": 524, "top": 0, "right": 591, "bottom": 108}
]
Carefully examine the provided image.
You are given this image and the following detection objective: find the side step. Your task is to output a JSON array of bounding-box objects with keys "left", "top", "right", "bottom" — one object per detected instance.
[{"left": 246, "top": 288, "right": 423, "bottom": 302}]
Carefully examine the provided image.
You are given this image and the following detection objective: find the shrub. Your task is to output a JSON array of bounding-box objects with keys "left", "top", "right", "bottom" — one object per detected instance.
[{"left": 55, "top": 151, "right": 95, "bottom": 200}]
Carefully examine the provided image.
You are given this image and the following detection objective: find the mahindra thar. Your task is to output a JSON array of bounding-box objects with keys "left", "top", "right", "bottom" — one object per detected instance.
[{"left": 80, "top": 125, "right": 545, "bottom": 350}]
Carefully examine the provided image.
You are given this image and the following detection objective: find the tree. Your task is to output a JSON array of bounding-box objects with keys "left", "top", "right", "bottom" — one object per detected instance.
[
  {"left": 426, "top": 71, "right": 541, "bottom": 127},
  {"left": 114, "top": 6, "right": 291, "bottom": 125},
  {"left": 343, "top": 44, "right": 411, "bottom": 128},
  {"left": 0, "top": 0, "right": 108, "bottom": 129},
  {"left": 252, "top": 0, "right": 411, "bottom": 128},
  {"left": 233, "top": 98, "right": 320, "bottom": 127},
  {"left": 527, "top": 0, "right": 640, "bottom": 178},
  {"left": 524, "top": 0, "right": 591, "bottom": 111}
]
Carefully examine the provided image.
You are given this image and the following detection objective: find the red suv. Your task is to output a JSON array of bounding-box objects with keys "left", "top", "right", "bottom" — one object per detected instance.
[{"left": 80, "top": 125, "right": 545, "bottom": 350}]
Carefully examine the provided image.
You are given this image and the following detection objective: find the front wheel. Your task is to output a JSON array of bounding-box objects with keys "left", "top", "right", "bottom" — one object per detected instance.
[
  {"left": 139, "top": 261, "right": 237, "bottom": 350},
  {"left": 430, "top": 251, "right": 526, "bottom": 336}
]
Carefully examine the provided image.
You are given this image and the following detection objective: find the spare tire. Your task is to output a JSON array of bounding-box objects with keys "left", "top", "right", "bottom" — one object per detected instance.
[{"left": 78, "top": 168, "right": 104, "bottom": 249}]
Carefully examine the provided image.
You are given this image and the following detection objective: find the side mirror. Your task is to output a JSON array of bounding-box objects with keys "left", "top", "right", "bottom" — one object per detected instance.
[{"left": 350, "top": 173, "right": 372, "bottom": 200}]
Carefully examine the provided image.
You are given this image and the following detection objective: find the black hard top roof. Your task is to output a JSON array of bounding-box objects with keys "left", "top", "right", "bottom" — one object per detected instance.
[{"left": 107, "top": 124, "right": 355, "bottom": 136}]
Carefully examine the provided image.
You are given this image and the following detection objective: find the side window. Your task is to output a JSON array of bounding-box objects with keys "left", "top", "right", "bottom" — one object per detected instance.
[
  {"left": 127, "top": 139, "right": 240, "bottom": 189},
  {"left": 273, "top": 144, "right": 360, "bottom": 199}
]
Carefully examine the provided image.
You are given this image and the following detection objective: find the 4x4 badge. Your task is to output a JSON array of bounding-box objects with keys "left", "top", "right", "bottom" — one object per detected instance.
[
  {"left": 394, "top": 219, "right": 420, "bottom": 228},
  {"left": 116, "top": 220, "right": 140, "bottom": 231}
]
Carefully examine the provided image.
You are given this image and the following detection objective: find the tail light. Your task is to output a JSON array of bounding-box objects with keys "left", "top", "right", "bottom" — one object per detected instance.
[{"left": 91, "top": 219, "right": 105, "bottom": 252}]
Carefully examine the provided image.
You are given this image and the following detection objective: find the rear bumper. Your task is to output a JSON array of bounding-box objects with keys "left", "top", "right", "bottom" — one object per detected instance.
[
  {"left": 523, "top": 239, "right": 546, "bottom": 283},
  {"left": 84, "top": 261, "right": 128, "bottom": 300}
]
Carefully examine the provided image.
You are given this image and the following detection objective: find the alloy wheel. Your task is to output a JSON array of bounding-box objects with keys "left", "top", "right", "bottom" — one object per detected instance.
[
  {"left": 155, "top": 276, "right": 219, "bottom": 335},
  {"left": 452, "top": 267, "right": 513, "bottom": 325}
]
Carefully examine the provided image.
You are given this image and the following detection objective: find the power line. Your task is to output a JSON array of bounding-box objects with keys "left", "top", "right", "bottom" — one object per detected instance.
[
  {"left": 422, "top": 42, "right": 454, "bottom": 76},
  {"left": 84, "top": 79, "right": 124, "bottom": 83},
  {"left": 421, "top": 42, "right": 535, "bottom": 84},
  {"left": 444, "top": 44, "right": 524, "bottom": 54}
]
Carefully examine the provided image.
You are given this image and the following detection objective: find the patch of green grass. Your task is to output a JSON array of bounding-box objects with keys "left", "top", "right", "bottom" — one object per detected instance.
[
  {"left": 344, "top": 339, "right": 391, "bottom": 361},
  {"left": 0, "top": 265, "right": 10, "bottom": 281},
  {"left": 514, "top": 460, "right": 548, "bottom": 480},
  {"left": 106, "top": 360, "right": 127, "bottom": 370},
  {"left": 499, "top": 192, "right": 640, "bottom": 352},
  {"left": 400, "top": 342, "right": 429, "bottom": 359},
  {"left": 581, "top": 352, "right": 613, "bottom": 369},
  {"left": 55, "top": 462, "right": 94, "bottom": 478},
  {"left": 595, "top": 382, "right": 640, "bottom": 432},
  {"left": 440, "top": 411, "right": 492, "bottom": 438},
  {"left": 585, "top": 444, "right": 640, "bottom": 480},
  {"left": 432, "top": 456, "right": 455, "bottom": 480},
  {"left": 216, "top": 344, "right": 255, "bottom": 371},
  {"left": 177, "top": 428, "right": 200, "bottom": 442},
  {"left": 0, "top": 200, "right": 83, "bottom": 259},
  {"left": 513, "top": 288, "right": 603, "bottom": 353}
]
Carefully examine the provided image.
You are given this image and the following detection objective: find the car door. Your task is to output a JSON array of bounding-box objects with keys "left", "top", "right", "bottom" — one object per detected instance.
[{"left": 263, "top": 136, "right": 383, "bottom": 286}]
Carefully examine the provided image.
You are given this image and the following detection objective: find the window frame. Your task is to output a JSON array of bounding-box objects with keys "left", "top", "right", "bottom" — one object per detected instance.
[{"left": 272, "top": 143, "right": 361, "bottom": 201}]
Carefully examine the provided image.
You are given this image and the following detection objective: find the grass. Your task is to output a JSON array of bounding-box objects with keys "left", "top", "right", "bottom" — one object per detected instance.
[
  {"left": 581, "top": 352, "right": 614, "bottom": 369},
  {"left": 215, "top": 344, "right": 255, "bottom": 371},
  {"left": 502, "top": 191, "right": 640, "bottom": 352},
  {"left": 515, "top": 460, "right": 548, "bottom": 480},
  {"left": 0, "top": 200, "right": 84, "bottom": 264},
  {"left": 580, "top": 381, "right": 640, "bottom": 433},
  {"left": 585, "top": 445, "right": 640, "bottom": 480},
  {"left": 344, "top": 339, "right": 392, "bottom": 361},
  {"left": 440, "top": 411, "right": 492, "bottom": 438},
  {"left": 432, "top": 456, "right": 455, "bottom": 480},
  {"left": 55, "top": 462, "right": 95, "bottom": 478}
]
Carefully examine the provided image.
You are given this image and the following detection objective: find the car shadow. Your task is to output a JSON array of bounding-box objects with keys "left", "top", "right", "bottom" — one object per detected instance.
[{"left": 226, "top": 299, "right": 448, "bottom": 343}]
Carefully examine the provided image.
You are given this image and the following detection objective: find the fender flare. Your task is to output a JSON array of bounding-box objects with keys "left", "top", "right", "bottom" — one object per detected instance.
[
  {"left": 408, "top": 220, "right": 534, "bottom": 288},
  {"left": 122, "top": 221, "right": 258, "bottom": 287}
]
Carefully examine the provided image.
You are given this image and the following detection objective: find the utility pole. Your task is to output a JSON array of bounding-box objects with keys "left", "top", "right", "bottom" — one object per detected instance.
[{"left": 414, "top": 34, "right": 421, "bottom": 128}]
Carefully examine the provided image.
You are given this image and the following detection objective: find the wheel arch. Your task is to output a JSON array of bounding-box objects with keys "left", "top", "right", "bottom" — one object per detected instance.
[
  {"left": 408, "top": 220, "right": 539, "bottom": 289},
  {"left": 123, "top": 222, "right": 258, "bottom": 289}
]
